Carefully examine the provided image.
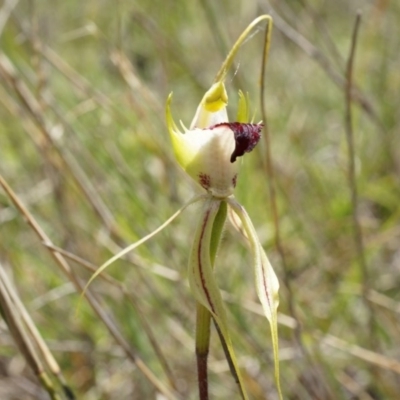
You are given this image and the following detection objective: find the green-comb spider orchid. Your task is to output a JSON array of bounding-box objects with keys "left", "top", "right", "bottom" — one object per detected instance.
[{"left": 83, "top": 15, "right": 281, "bottom": 400}]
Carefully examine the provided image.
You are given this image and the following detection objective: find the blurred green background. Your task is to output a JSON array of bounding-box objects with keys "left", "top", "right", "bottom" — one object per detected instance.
[{"left": 0, "top": 0, "right": 399, "bottom": 399}]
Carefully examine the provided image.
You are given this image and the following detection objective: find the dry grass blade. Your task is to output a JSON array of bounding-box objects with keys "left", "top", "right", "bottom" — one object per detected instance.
[
  {"left": 337, "top": 371, "right": 376, "bottom": 400},
  {"left": 323, "top": 335, "right": 400, "bottom": 375},
  {"left": 111, "top": 49, "right": 162, "bottom": 114},
  {"left": 344, "top": 11, "right": 377, "bottom": 348},
  {"left": 262, "top": 1, "right": 381, "bottom": 127},
  {"left": 0, "top": 266, "right": 75, "bottom": 399},
  {"left": 0, "top": 0, "right": 18, "bottom": 37},
  {"left": 42, "top": 243, "right": 178, "bottom": 391},
  {"left": 130, "top": 6, "right": 206, "bottom": 91},
  {"left": 259, "top": 18, "right": 335, "bottom": 400},
  {"left": 9, "top": 15, "right": 130, "bottom": 124},
  {"left": 0, "top": 174, "right": 179, "bottom": 400},
  {"left": 0, "top": 53, "right": 120, "bottom": 236},
  {"left": 0, "top": 266, "right": 63, "bottom": 400},
  {"left": 368, "top": 290, "right": 400, "bottom": 315}
]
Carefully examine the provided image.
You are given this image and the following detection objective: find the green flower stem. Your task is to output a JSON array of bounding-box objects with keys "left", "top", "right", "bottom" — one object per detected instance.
[
  {"left": 195, "top": 200, "right": 227, "bottom": 400},
  {"left": 196, "top": 303, "right": 211, "bottom": 400}
]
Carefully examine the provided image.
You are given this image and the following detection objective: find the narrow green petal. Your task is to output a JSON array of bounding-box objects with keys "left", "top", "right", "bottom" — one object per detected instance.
[
  {"left": 166, "top": 93, "right": 195, "bottom": 169},
  {"left": 203, "top": 82, "right": 228, "bottom": 112},
  {"left": 228, "top": 197, "right": 282, "bottom": 400},
  {"left": 236, "top": 91, "right": 249, "bottom": 123},
  {"left": 188, "top": 198, "right": 249, "bottom": 400}
]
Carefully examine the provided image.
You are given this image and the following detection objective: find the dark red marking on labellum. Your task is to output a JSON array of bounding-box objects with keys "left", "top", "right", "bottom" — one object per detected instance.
[
  {"left": 211, "top": 122, "right": 263, "bottom": 163},
  {"left": 232, "top": 174, "right": 238, "bottom": 188},
  {"left": 198, "top": 172, "right": 211, "bottom": 190}
]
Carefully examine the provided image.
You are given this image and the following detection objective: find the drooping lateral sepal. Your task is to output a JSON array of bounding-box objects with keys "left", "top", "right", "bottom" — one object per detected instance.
[{"left": 227, "top": 197, "right": 282, "bottom": 400}]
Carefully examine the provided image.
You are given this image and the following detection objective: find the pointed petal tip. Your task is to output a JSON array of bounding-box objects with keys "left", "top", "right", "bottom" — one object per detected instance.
[
  {"left": 236, "top": 90, "right": 250, "bottom": 123},
  {"left": 203, "top": 82, "right": 228, "bottom": 112},
  {"left": 166, "top": 92, "right": 180, "bottom": 134}
]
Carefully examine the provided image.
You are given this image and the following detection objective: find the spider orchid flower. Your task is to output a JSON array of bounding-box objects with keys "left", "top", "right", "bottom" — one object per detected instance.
[
  {"left": 166, "top": 82, "right": 262, "bottom": 199},
  {"left": 167, "top": 80, "right": 281, "bottom": 400},
  {"left": 83, "top": 14, "right": 281, "bottom": 400}
]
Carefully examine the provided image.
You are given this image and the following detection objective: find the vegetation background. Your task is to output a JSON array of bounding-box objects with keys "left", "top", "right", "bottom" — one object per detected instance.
[{"left": 0, "top": 0, "right": 399, "bottom": 399}]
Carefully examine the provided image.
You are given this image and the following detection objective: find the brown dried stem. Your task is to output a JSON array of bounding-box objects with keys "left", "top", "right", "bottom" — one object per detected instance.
[{"left": 259, "top": 21, "right": 335, "bottom": 400}]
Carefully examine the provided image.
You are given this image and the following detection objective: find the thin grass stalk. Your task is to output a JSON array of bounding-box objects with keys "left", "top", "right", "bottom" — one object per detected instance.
[
  {"left": 0, "top": 265, "right": 75, "bottom": 399},
  {"left": 41, "top": 243, "right": 178, "bottom": 392},
  {"left": 344, "top": 12, "right": 377, "bottom": 349},
  {"left": 259, "top": 20, "right": 335, "bottom": 400},
  {"left": 0, "top": 269, "right": 63, "bottom": 400},
  {"left": 323, "top": 334, "right": 400, "bottom": 375},
  {"left": 0, "top": 83, "right": 188, "bottom": 380},
  {"left": 129, "top": 7, "right": 206, "bottom": 91},
  {"left": 261, "top": 1, "right": 381, "bottom": 127},
  {"left": 197, "top": 0, "right": 228, "bottom": 62},
  {"left": 0, "top": 174, "right": 179, "bottom": 400},
  {"left": 0, "top": 53, "right": 119, "bottom": 236},
  {"left": 259, "top": 13, "right": 296, "bottom": 352},
  {"left": 0, "top": 0, "right": 19, "bottom": 37},
  {"left": 9, "top": 14, "right": 132, "bottom": 124}
]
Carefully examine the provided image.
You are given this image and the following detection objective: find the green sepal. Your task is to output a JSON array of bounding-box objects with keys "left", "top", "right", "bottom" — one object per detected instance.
[
  {"left": 228, "top": 197, "right": 282, "bottom": 400},
  {"left": 236, "top": 91, "right": 250, "bottom": 123},
  {"left": 166, "top": 93, "right": 196, "bottom": 170}
]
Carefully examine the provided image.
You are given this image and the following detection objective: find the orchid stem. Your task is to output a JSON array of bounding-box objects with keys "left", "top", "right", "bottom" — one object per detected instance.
[
  {"left": 196, "top": 303, "right": 211, "bottom": 400},
  {"left": 195, "top": 200, "right": 226, "bottom": 400}
]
